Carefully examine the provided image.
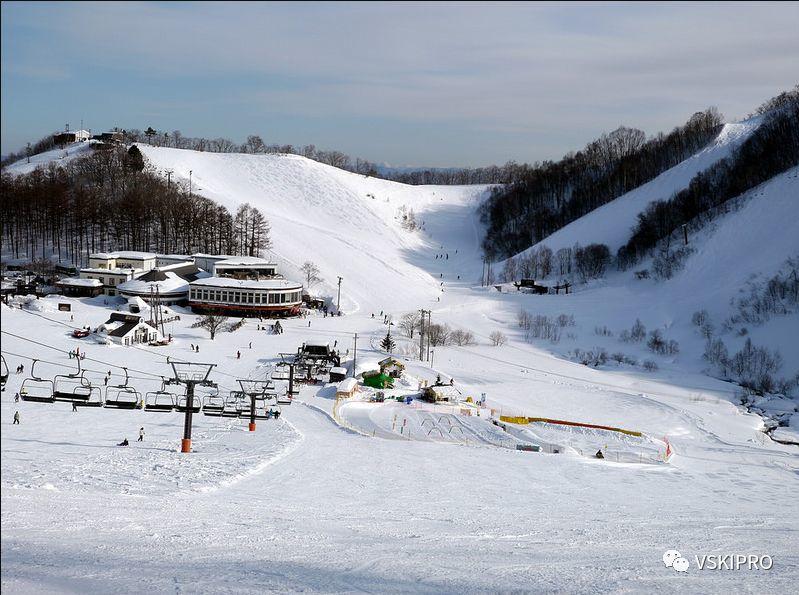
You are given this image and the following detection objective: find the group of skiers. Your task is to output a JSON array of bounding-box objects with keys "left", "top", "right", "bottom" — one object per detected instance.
[{"left": 117, "top": 427, "right": 145, "bottom": 447}]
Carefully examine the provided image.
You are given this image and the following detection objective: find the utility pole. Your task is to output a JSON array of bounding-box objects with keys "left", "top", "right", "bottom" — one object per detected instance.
[
  {"left": 165, "top": 169, "right": 174, "bottom": 189},
  {"left": 238, "top": 379, "right": 271, "bottom": 432},
  {"left": 169, "top": 362, "right": 216, "bottom": 453},
  {"left": 352, "top": 333, "right": 358, "bottom": 378},
  {"left": 336, "top": 276, "right": 343, "bottom": 314},
  {"left": 426, "top": 310, "right": 432, "bottom": 362},
  {"left": 419, "top": 309, "right": 429, "bottom": 361}
]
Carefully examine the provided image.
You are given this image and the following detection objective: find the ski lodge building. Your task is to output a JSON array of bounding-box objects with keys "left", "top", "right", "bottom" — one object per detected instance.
[{"left": 188, "top": 256, "right": 302, "bottom": 317}]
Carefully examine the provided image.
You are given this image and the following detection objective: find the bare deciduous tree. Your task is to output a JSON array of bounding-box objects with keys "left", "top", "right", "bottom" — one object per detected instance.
[
  {"left": 489, "top": 331, "right": 507, "bottom": 346},
  {"left": 301, "top": 261, "right": 321, "bottom": 288},
  {"left": 198, "top": 314, "right": 229, "bottom": 340}
]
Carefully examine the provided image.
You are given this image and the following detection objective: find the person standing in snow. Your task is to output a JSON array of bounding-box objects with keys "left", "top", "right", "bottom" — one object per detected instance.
[
  {"left": 249, "top": 342, "right": 252, "bottom": 349},
  {"left": 138, "top": 427, "right": 145, "bottom": 442},
  {"left": 237, "top": 350, "right": 241, "bottom": 359},
  {"left": 72, "top": 401, "right": 78, "bottom": 412},
  {"left": 13, "top": 411, "right": 20, "bottom": 424},
  {"left": 14, "top": 392, "right": 20, "bottom": 402}
]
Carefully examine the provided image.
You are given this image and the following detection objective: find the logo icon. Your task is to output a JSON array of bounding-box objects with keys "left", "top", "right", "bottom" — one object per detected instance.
[{"left": 663, "top": 550, "right": 689, "bottom": 572}]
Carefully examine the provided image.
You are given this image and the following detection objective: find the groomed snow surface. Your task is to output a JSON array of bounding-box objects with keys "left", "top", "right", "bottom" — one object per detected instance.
[
  {"left": 3, "top": 135, "right": 799, "bottom": 592},
  {"left": 2, "top": 297, "right": 797, "bottom": 593}
]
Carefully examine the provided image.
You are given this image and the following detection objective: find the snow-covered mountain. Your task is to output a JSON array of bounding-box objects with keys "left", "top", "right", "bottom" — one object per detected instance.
[
  {"left": 136, "top": 145, "right": 490, "bottom": 312},
  {"left": 3, "top": 120, "right": 798, "bottom": 592}
]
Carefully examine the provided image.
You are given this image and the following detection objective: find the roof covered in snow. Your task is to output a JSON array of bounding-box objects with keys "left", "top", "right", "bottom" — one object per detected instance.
[
  {"left": 117, "top": 272, "right": 190, "bottom": 296},
  {"left": 215, "top": 256, "right": 277, "bottom": 267},
  {"left": 190, "top": 277, "right": 301, "bottom": 290},
  {"left": 114, "top": 251, "right": 157, "bottom": 260},
  {"left": 336, "top": 378, "right": 358, "bottom": 393},
  {"left": 56, "top": 277, "right": 102, "bottom": 287}
]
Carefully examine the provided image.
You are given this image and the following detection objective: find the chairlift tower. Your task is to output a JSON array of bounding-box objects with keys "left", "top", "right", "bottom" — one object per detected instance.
[
  {"left": 169, "top": 361, "right": 217, "bottom": 453},
  {"left": 238, "top": 379, "right": 272, "bottom": 432}
]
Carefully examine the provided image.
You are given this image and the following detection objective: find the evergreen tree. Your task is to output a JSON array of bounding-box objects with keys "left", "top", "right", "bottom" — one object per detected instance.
[{"left": 381, "top": 329, "right": 396, "bottom": 353}]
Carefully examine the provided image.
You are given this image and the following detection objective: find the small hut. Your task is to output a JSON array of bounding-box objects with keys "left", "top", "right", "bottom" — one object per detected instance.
[
  {"left": 336, "top": 377, "right": 359, "bottom": 398},
  {"left": 329, "top": 367, "right": 348, "bottom": 382},
  {"left": 378, "top": 357, "right": 405, "bottom": 378},
  {"left": 420, "top": 383, "right": 461, "bottom": 403}
]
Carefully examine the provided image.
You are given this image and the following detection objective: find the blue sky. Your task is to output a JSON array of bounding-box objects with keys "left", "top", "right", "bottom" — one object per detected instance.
[{"left": 2, "top": 1, "right": 797, "bottom": 167}]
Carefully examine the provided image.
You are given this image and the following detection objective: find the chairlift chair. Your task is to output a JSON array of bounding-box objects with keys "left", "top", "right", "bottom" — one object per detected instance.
[
  {"left": 221, "top": 391, "right": 244, "bottom": 417},
  {"left": 144, "top": 382, "right": 176, "bottom": 412},
  {"left": 19, "top": 359, "right": 55, "bottom": 403},
  {"left": 53, "top": 357, "right": 87, "bottom": 401},
  {"left": 0, "top": 355, "right": 8, "bottom": 391},
  {"left": 74, "top": 382, "right": 104, "bottom": 407},
  {"left": 202, "top": 393, "right": 225, "bottom": 416},
  {"left": 104, "top": 368, "right": 142, "bottom": 409},
  {"left": 271, "top": 362, "right": 291, "bottom": 381},
  {"left": 175, "top": 394, "right": 202, "bottom": 413},
  {"left": 251, "top": 400, "right": 273, "bottom": 419},
  {"left": 177, "top": 384, "right": 216, "bottom": 414}
]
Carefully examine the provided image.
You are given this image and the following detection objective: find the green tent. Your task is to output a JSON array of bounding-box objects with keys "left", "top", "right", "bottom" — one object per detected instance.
[{"left": 362, "top": 372, "right": 394, "bottom": 389}]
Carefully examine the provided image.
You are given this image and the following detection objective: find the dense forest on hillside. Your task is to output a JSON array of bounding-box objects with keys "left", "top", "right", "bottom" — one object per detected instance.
[
  {"left": 619, "top": 90, "right": 799, "bottom": 267},
  {"left": 0, "top": 146, "right": 271, "bottom": 265},
  {"left": 478, "top": 109, "right": 725, "bottom": 259}
]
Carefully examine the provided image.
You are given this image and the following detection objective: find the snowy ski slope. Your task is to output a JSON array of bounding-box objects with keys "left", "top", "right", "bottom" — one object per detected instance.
[
  {"left": 137, "top": 145, "right": 489, "bottom": 312},
  {"left": 2, "top": 124, "right": 798, "bottom": 592}
]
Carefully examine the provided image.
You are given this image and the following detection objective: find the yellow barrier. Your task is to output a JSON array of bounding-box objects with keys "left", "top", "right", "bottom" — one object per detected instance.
[{"left": 499, "top": 415, "right": 529, "bottom": 424}]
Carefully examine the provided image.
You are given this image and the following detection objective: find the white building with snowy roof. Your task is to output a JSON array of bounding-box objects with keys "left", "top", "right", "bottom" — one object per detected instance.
[
  {"left": 55, "top": 277, "right": 104, "bottom": 297},
  {"left": 188, "top": 277, "right": 302, "bottom": 316},
  {"left": 117, "top": 263, "right": 209, "bottom": 305},
  {"left": 98, "top": 313, "right": 162, "bottom": 346},
  {"left": 88, "top": 251, "right": 156, "bottom": 272}
]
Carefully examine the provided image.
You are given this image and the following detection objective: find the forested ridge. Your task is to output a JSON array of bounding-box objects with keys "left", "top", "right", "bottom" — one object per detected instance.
[
  {"left": 619, "top": 89, "right": 799, "bottom": 266},
  {"left": 0, "top": 145, "right": 271, "bottom": 265},
  {"left": 478, "top": 109, "right": 725, "bottom": 259}
]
